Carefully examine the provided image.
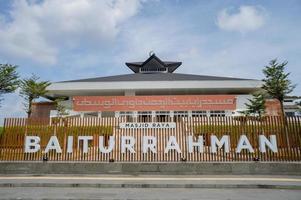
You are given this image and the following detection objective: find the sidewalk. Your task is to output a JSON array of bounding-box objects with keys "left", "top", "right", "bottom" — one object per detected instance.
[{"left": 1, "top": 175, "right": 301, "bottom": 189}]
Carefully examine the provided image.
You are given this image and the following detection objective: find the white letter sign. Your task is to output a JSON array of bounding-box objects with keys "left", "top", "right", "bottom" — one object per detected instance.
[
  {"left": 45, "top": 136, "right": 62, "bottom": 153},
  {"left": 121, "top": 136, "right": 136, "bottom": 153},
  {"left": 24, "top": 136, "right": 40, "bottom": 153},
  {"left": 236, "top": 135, "right": 254, "bottom": 153},
  {"left": 211, "top": 135, "right": 230, "bottom": 153},
  {"left": 143, "top": 136, "right": 157, "bottom": 153},
  {"left": 67, "top": 136, "right": 73, "bottom": 153},
  {"left": 165, "top": 136, "right": 181, "bottom": 153},
  {"left": 99, "top": 136, "right": 115, "bottom": 153},
  {"left": 188, "top": 135, "right": 204, "bottom": 153},
  {"left": 78, "top": 136, "right": 93, "bottom": 153},
  {"left": 259, "top": 135, "right": 278, "bottom": 153}
]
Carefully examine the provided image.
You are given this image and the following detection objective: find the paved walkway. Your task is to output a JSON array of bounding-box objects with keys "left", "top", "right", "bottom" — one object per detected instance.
[
  {"left": 1, "top": 175, "right": 301, "bottom": 200},
  {"left": 1, "top": 175, "right": 301, "bottom": 189},
  {"left": 1, "top": 188, "right": 301, "bottom": 200}
]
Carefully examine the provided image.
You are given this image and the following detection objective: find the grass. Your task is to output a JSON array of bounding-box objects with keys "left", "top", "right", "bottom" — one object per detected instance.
[
  {"left": 3, "top": 125, "right": 113, "bottom": 136},
  {"left": 193, "top": 124, "right": 286, "bottom": 135},
  {"left": 0, "top": 126, "right": 3, "bottom": 135}
]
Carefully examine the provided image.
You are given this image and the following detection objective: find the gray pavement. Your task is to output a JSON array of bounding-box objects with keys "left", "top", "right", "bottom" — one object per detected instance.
[
  {"left": 0, "top": 175, "right": 301, "bottom": 189},
  {"left": 0, "top": 175, "right": 301, "bottom": 199},
  {"left": 0, "top": 188, "right": 300, "bottom": 200}
]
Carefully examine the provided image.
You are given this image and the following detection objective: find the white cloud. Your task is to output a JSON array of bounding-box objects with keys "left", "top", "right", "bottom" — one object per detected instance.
[
  {"left": 0, "top": 0, "right": 142, "bottom": 65},
  {"left": 177, "top": 41, "right": 283, "bottom": 79},
  {"left": 117, "top": 12, "right": 281, "bottom": 80},
  {"left": 217, "top": 5, "right": 266, "bottom": 32},
  {"left": 116, "top": 15, "right": 206, "bottom": 65},
  {"left": 0, "top": 91, "right": 25, "bottom": 125}
]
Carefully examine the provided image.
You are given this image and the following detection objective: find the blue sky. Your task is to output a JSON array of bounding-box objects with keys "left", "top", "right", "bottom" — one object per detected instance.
[{"left": 0, "top": 0, "right": 300, "bottom": 124}]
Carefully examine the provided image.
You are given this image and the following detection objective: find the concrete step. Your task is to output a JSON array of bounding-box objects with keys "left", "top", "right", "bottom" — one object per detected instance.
[{"left": 1, "top": 162, "right": 301, "bottom": 175}]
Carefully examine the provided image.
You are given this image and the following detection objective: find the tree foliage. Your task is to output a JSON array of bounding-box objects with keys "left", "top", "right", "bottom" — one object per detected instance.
[
  {"left": 262, "top": 59, "right": 295, "bottom": 117},
  {"left": 0, "top": 64, "right": 19, "bottom": 106},
  {"left": 244, "top": 92, "right": 266, "bottom": 117},
  {"left": 19, "top": 74, "right": 50, "bottom": 117},
  {"left": 54, "top": 97, "right": 69, "bottom": 117}
]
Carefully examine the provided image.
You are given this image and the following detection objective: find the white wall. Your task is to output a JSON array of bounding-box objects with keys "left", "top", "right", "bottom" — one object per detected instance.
[{"left": 236, "top": 95, "right": 252, "bottom": 111}]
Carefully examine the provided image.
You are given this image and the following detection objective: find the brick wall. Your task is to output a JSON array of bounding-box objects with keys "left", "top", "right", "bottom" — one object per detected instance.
[
  {"left": 265, "top": 99, "right": 281, "bottom": 116},
  {"left": 31, "top": 102, "right": 55, "bottom": 118}
]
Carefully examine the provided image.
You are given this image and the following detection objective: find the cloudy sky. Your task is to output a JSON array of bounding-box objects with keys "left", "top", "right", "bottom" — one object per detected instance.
[{"left": 0, "top": 0, "right": 300, "bottom": 123}]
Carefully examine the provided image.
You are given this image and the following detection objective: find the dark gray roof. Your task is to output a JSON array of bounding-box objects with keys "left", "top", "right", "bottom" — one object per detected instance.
[
  {"left": 126, "top": 54, "right": 182, "bottom": 73},
  {"left": 60, "top": 73, "right": 255, "bottom": 83}
]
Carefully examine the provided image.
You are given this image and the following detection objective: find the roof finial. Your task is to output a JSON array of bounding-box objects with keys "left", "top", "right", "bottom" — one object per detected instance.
[{"left": 149, "top": 50, "right": 155, "bottom": 57}]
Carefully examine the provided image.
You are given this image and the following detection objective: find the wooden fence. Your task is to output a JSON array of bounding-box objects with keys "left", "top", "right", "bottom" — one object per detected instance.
[{"left": 0, "top": 116, "right": 300, "bottom": 162}]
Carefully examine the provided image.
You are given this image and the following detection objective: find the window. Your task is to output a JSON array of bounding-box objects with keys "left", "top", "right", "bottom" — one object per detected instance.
[
  {"left": 174, "top": 111, "right": 188, "bottom": 117},
  {"left": 101, "top": 111, "right": 115, "bottom": 117},
  {"left": 137, "top": 111, "right": 152, "bottom": 116},
  {"left": 285, "top": 112, "right": 295, "bottom": 117},
  {"left": 119, "top": 111, "right": 134, "bottom": 116},
  {"left": 139, "top": 67, "right": 167, "bottom": 73},
  {"left": 155, "top": 111, "right": 170, "bottom": 122},
  {"left": 210, "top": 110, "right": 225, "bottom": 117},
  {"left": 192, "top": 111, "right": 207, "bottom": 117},
  {"left": 155, "top": 111, "right": 169, "bottom": 115},
  {"left": 119, "top": 111, "right": 134, "bottom": 122},
  {"left": 138, "top": 111, "right": 152, "bottom": 122}
]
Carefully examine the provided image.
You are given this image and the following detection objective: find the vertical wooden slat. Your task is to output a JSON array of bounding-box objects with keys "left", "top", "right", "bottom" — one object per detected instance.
[
  {"left": 1, "top": 116, "right": 301, "bottom": 162},
  {"left": 290, "top": 117, "right": 297, "bottom": 161}
]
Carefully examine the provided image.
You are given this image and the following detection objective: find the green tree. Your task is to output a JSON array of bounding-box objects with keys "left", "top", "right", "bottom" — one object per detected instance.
[
  {"left": 244, "top": 92, "right": 266, "bottom": 117},
  {"left": 19, "top": 74, "right": 50, "bottom": 117},
  {"left": 54, "top": 97, "right": 69, "bottom": 117},
  {"left": 262, "top": 59, "right": 295, "bottom": 119},
  {"left": 0, "top": 64, "right": 19, "bottom": 106}
]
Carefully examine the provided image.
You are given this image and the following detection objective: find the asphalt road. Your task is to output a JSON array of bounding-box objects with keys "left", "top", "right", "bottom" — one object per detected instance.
[
  {"left": 0, "top": 188, "right": 301, "bottom": 200},
  {"left": 0, "top": 175, "right": 300, "bottom": 200}
]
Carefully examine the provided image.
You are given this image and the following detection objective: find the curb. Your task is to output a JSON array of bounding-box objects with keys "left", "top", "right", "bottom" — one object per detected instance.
[
  {"left": 1, "top": 162, "right": 301, "bottom": 175},
  {"left": 0, "top": 183, "right": 300, "bottom": 190}
]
